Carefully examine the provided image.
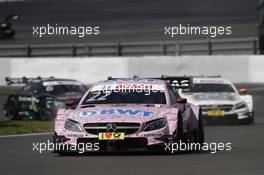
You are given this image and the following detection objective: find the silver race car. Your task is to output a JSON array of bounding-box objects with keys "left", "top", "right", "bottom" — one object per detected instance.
[{"left": 178, "top": 77, "right": 254, "bottom": 124}]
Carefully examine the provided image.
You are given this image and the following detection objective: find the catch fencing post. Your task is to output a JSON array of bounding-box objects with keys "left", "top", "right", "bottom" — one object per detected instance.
[
  {"left": 117, "top": 43, "right": 122, "bottom": 56},
  {"left": 161, "top": 42, "right": 166, "bottom": 55},
  {"left": 208, "top": 40, "right": 212, "bottom": 55},
  {"left": 175, "top": 42, "right": 181, "bottom": 56},
  {"left": 25, "top": 44, "right": 31, "bottom": 57},
  {"left": 253, "top": 38, "right": 258, "bottom": 55},
  {"left": 85, "top": 45, "right": 92, "bottom": 56},
  {"left": 72, "top": 44, "right": 76, "bottom": 57}
]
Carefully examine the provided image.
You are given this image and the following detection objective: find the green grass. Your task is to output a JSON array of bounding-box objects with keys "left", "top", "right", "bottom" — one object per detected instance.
[
  {"left": 0, "top": 120, "right": 53, "bottom": 135},
  {"left": 0, "top": 86, "right": 18, "bottom": 96},
  {"left": 0, "top": 88, "right": 10, "bottom": 96}
]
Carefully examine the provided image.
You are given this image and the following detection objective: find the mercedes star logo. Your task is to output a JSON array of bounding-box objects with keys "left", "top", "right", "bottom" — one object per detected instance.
[{"left": 106, "top": 123, "right": 117, "bottom": 132}]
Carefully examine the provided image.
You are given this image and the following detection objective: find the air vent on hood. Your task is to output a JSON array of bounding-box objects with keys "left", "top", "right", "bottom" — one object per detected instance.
[{"left": 80, "top": 104, "right": 96, "bottom": 108}]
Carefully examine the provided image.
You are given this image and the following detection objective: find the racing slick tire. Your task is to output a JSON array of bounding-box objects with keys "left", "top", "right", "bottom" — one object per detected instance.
[
  {"left": 197, "top": 110, "right": 205, "bottom": 144},
  {"left": 250, "top": 111, "right": 255, "bottom": 124},
  {"left": 186, "top": 110, "right": 204, "bottom": 151},
  {"left": 175, "top": 112, "right": 184, "bottom": 142},
  {"left": 229, "top": 112, "right": 254, "bottom": 125},
  {"left": 237, "top": 112, "right": 254, "bottom": 125},
  {"left": 189, "top": 110, "right": 204, "bottom": 142},
  {"left": 6, "top": 97, "right": 19, "bottom": 120},
  {"left": 247, "top": 111, "right": 255, "bottom": 124}
]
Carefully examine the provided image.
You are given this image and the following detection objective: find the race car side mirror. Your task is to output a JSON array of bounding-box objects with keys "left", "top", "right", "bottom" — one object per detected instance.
[
  {"left": 65, "top": 99, "right": 75, "bottom": 108},
  {"left": 239, "top": 88, "right": 247, "bottom": 94},
  {"left": 176, "top": 98, "right": 187, "bottom": 104}
]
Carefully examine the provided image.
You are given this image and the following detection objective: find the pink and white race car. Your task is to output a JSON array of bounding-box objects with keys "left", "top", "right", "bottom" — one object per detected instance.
[{"left": 53, "top": 76, "right": 204, "bottom": 154}]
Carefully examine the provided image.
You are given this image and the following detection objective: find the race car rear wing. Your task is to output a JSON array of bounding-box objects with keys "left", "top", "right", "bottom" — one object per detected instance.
[
  {"left": 192, "top": 75, "right": 221, "bottom": 78},
  {"left": 5, "top": 76, "right": 55, "bottom": 85},
  {"left": 107, "top": 75, "right": 139, "bottom": 80},
  {"left": 159, "top": 75, "right": 193, "bottom": 89},
  {"left": 107, "top": 75, "right": 193, "bottom": 89}
]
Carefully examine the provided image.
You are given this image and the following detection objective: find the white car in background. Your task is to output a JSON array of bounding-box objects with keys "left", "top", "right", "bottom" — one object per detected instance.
[{"left": 178, "top": 77, "right": 254, "bottom": 124}]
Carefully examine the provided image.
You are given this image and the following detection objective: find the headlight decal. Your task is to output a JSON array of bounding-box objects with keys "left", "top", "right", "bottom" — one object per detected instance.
[
  {"left": 64, "top": 119, "right": 83, "bottom": 132},
  {"left": 143, "top": 118, "right": 167, "bottom": 132},
  {"left": 235, "top": 102, "right": 247, "bottom": 110}
]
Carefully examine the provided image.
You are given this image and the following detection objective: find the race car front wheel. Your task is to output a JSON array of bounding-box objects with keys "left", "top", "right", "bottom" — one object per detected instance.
[
  {"left": 175, "top": 112, "right": 184, "bottom": 142},
  {"left": 190, "top": 110, "right": 204, "bottom": 145},
  {"left": 6, "top": 98, "right": 18, "bottom": 120},
  {"left": 197, "top": 110, "right": 205, "bottom": 144}
]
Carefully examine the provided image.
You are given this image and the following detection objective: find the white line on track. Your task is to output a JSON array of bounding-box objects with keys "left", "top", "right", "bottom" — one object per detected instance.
[{"left": 0, "top": 132, "right": 52, "bottom": 138}]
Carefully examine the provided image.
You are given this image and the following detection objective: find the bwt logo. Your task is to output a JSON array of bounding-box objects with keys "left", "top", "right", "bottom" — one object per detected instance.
[{"left": 78, "top": 109, "right": 154, "bottom": 117}]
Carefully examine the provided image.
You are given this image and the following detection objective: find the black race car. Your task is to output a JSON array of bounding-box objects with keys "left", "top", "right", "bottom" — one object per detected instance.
[
  {"left": 3, "top": 77, "right": 87, "bottom": 120},
  {"left": 0, "top": 14, "right": 18, "bottom": 39}
]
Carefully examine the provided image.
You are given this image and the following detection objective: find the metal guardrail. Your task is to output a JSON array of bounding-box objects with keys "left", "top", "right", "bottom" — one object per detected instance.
[{"left": 0, "top": 37, "right": 259, "bottom": 57}]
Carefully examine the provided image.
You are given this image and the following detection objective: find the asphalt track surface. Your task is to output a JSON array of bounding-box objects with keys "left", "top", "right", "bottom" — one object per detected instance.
[
  {"left": 0, "top": 85, "right": 264, "bottom": 175},
  {"left": 0, "top": 0, "right": 260, "bottom": 44}
]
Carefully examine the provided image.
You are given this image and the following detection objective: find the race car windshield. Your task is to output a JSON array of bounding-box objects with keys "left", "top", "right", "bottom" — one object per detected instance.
[
  {"left": 182, "top": 83, "right": 235, "bottom": 93},
  {"left": 82, "top": 91, "right": 166, "bottom": 105},
  {"left": 44, "top": 84, "right": 86, "bottom": 95}
]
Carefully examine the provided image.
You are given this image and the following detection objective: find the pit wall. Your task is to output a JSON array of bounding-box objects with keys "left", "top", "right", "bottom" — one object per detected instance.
[{"left": 0, "top": 56, "right": 263, "bottom": 85}]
